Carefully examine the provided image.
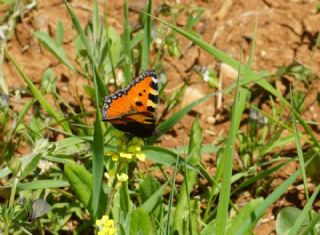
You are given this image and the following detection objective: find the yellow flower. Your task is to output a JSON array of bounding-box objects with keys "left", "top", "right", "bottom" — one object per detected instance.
[
  {"left": 128, "top": 145, "right": 141, "bottom": 153},
  {"left": 105, "top": 133, "right": 145, "bottom": 163},
  {"left": 96, "top": 215, "right": 117, "bottom": 235},
  {"left": 119, "top": 152, "right": 132, "bottom": 159},
  {"left": 117, "top": 173, "right": 128, "bottom": 182},
  {"left": 111, "top": 153, "right": 119, "bottom": 161},
  {"left": 135, "top": 153, "right": 146, "bottom": 161}
]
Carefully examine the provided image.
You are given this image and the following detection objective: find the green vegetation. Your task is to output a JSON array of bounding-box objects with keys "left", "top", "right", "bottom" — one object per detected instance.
[{"left": 0, "top": 0, "right": 319, "bottom": 234}]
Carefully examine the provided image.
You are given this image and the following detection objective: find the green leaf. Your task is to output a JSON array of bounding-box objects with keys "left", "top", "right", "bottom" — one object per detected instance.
[
  {"left": 149, "top": 91, "right": 217, "bottom": 143},
  {"left": 5, "top": 52, "right": 71, "bottom": 132},
  {"left": 64, "top": 162, "right": 106, "bottom": 217},
  {"left": 33, "top": 31, "right": 73, "bottom": 70},
  {"left": 140, "top": 0, "right": 152, "bottom": 71},
  {"left": 123, "top": 0, "right": 131, "bottom": 84},
  {"left": 289, "top": 186, "right": 320, "bottom": 235},
  {"left": 63, "top": 0, "right": 107, "bottom": 97},
  {"left": 130, "top": 208, "right": 155, "bottom": 235},
  {"left": 140, "top": 174, "right": 161, "bottom": 203},
  {"left": 141, "top": 183, "right": 167, "bottom": 213},
  {"left": 16, "top": 180, "right": 69, "bottom": 191},
  {"left": 56, "top": 20, "right": 64, "bottom": 47},
  {"left": 64, "top": 162, "right": 92, "bottom": 207},
  {"left": 150, "top": 14, "right": 287, "bottom": 105},
  {"left": 91, "top": 116, "right": 105, "bottom": 219},
  {"left": 105, "top": 27, "right": 122, "bottom": 74},
  {"left": 216, "top": 21, "right": 255, "bottom": 235},
  {"left": 234, "top": 169, "right": 301, "bottom": 235},
  {"left": 173, "top": 118, "right": 202, "bottom": 233},
  {"left": 143, "top": 145, "right": 199, "bottom": 174},
  {"left": 276, "top": 207, "right": 302, "bottom": 235},
  {"left": 20, "top": 139, "right": 51, "bottom": 179},
  {"left": 227, "top": 198, "right": 263, "bottom": 235}
]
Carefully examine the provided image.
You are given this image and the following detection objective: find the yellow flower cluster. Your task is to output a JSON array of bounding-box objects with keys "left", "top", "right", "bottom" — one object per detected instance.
[
  {"left": 96, "top": 215, "right": 117, "bottom": 235},
  {"left": 115, "top": 173, "right": 128, "bottom": 190},
  {"left": 105, "top": 131, "right": 146, "bottom": 162}
]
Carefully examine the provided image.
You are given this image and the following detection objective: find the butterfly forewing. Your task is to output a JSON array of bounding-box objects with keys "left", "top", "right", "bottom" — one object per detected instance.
[{"left": 102, "top": 70, "right": 159, "bottom": 137}]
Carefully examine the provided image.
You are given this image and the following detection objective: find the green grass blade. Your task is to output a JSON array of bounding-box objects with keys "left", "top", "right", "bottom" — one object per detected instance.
[
  {"left": 232, "top": 159, "right": 293, "bottom": 194},
  {"left": 165, "top": 155, "right": 179, "bottom": 234},
  {"left": 16, "top": 180, "right": 69, "bottom": 191},
  {"left": 33, "top": 31, "right": 74, "bottom": 70},
  {"left": 290, "top": 89, "right": 309, "bottom": 201},
  {"left": 123, "top": 0, "right": 131, "bottom": 84},
  {"left": 227, "top": 198, "right": 264, "bottom": 235},
  {"left": 56, "top": 20, "right": 64, "bottom": 47},
  {"left": 5, "top": 51, "right": 71, "bottom": 132},
  {"left": 234, "top": 169, "right": 301, "bottom": 235},
  {"left": 149, "top": 91, "right": 217, "bottom": 143},
  {"left": 289, "top": 186, "right": 320, "bottom": 235},
  {"left": 64, "top": 0, "right": 106, "bottom": 97},
  {"left": 130, "top": 208, "right": 156, "bottom": 235},
  {"left": 64, "top": 0, "right": 91, "bottom": 59},
  {"left": 140, "top": 0, "right": 152, "bottom": 71},
  {"left": 149, "top": 14, "right": 288, "bottom": 105},
  {"left": 91, "top": 68, "right": 105, "bottom": 219},
  {"left": 216, "top": 20, "right": 258, "bottom": 234},
  {"left": 299, "top": 214, "right": 320, "bottom": 235},
  {"left": 216, "top": 50, "right": 249, "bottom": 235},
  {"left": 143, "top": 145, "right": 199, "bottom": 173},
  {"left": 173, "top": 118, "right": 202, "bottom": 233},
  {"left": 141, "top": 183, "right": 167, "bottom": 213}
]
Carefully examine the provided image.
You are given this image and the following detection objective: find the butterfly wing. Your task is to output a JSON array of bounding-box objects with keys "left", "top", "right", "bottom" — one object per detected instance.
[{"left": 102, "top": 70, "right": 158, "bottom": 137}]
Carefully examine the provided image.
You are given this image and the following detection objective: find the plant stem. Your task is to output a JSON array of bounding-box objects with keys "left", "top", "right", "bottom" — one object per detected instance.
[{"left": 105, "top": 162, "right": 122, "bottom": 216}]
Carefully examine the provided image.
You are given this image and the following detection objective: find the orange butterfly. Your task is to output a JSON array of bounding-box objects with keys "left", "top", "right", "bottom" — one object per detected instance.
[{"left": 102, "top": 70, "right": 158, "bottom": 137}]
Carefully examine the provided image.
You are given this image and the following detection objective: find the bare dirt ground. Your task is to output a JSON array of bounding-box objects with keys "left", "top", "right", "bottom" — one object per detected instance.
[{"left": 1, "top": 0, "right": 320, "bottom": 234}]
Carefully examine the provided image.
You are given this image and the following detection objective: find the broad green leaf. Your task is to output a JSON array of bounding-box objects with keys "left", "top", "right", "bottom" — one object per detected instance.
[
  {"left": 64, "top": 162, "right": 106, "bottom": 217},
  {"left": 276, "top": 207, "right": 302, "bottom": 235},
  {"left": 130, "top": 208, "right": 155, "bottom": 235},
  {"left": 140, "top": 174, "right": 161, "bottom": 203},
  {"left": 64, "top": 162, "right": 92, "bottom": 208}
]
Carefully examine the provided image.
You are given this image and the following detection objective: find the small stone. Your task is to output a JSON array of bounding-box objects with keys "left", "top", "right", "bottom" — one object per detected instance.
[{"left": 206, "top": 116, "right": 216, "bottom": 124}]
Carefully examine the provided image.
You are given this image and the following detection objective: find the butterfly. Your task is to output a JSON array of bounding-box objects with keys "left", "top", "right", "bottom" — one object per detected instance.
[{"left": 102, "top": 70, "right": 159, "bottom": 138}]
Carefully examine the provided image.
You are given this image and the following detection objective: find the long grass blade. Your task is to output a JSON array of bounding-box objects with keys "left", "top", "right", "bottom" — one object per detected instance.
[
  {"left": 289, "top": 186, "right": 320, "bottom": 235},
  {"left": 5, "top": 51, "right": 71, "bottom": 132},
  {"left": 140, "top": 0, "right": 152, "bottom": 71},
  {"left": 173, "top": 118, "right": 202, "bottom": 233},
  {"left": 148, "top": 13, "right": 288, "bottom": 105},
  {"left": 91, "top": 67, "right": 105, "bottom": 219},
  {"left": 123, "top": 0, "right": 131, "bottom": 84}
]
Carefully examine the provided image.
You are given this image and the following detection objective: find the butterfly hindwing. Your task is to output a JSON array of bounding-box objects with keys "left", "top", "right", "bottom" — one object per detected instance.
[{"left": 102, "top": 70, "right": 158, "bottom": 137}]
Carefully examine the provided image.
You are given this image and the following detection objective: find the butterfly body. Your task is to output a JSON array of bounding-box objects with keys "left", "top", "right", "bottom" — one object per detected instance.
[{"left": 102, "top": 70, "right": 158, "bottom": 137}]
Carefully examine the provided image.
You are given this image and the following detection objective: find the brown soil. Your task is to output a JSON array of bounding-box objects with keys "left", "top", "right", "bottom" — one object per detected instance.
[{"left": 1, "top": 0, "right": 320, "bottom": 234}]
